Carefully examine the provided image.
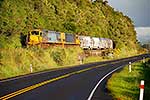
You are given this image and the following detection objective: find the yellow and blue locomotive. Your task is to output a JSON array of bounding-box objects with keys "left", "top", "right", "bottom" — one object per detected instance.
[{"left": 26, "top": 29, "right": 80, "bottom": 47}]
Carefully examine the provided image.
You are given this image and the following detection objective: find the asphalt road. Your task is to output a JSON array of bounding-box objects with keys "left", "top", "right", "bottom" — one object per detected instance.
[{"left": 0, "top": 54, "right": 150, "bottom": 100}]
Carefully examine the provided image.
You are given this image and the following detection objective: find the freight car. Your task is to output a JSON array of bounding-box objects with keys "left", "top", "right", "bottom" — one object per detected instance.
[
  {"left": 79, "top": 36, "right": 93, "bottom": 49},
  {"left": 26, "top": 29, "right": 80, "bottom": 47},
  {"left": 79, "top": 36, "right": 113, "bottom": 50}
]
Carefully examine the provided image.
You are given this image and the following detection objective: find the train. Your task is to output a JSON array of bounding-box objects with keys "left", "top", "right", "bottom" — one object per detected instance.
[{"left": 26, "top": 29, "right": 114, "bottom": 50}]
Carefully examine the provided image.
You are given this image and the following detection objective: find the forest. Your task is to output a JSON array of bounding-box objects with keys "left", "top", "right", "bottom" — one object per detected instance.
[{"left": 0, "top": 0, "right": 138, "bottom": 49}]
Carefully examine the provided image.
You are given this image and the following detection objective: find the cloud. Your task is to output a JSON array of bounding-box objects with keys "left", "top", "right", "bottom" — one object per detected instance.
[
  {"left": 135, "top": 27, "right": 150, "bottom": 44},
  {"left": 107, "top": 0, "right": 150, "bottom": 27}
]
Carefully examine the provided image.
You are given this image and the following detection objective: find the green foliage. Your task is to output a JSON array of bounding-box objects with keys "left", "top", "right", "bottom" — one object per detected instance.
[
  {"left": 107, "top": 60, "right": 150, "bottom": 100},
  {"left": 63, "top": 47, "right": 83, "bottom": 65},
  {"left": 0, "top": 47, "right": 83, "bottom": 79},
  {"left": 0, "top": 0, "right": 138, "bottom": 49},
  {"left": 83, "top": 56, "right": 104, "bottom": 64},
  {"left": 51, "top": 48, "right": 66, "bottom": 66},
  {"left": 63, "top": 22, "right": 77, "bottom": 32},
  {"left": 113, "top": 47, "right": 138, "bottom": 59},
  {"left": 50, "top": 47, "right": 83, "bottom": 66},
  {"left": 0, "top": 34, "right": 21, "bottom": 48}
]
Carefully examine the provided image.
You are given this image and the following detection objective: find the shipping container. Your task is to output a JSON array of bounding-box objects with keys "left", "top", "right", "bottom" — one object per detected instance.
[
  {"left": 79, "top": 36, "right": 92, "bottom": 49},
  {"left": 92, "top": 37, "right": 100, "bottom": 49},
  {"left": 99, "top": 38, "right": 106, "bottom": 49},
  {"left": 105, "top": 38, "right": 109, "bottom": 48},
  {"left": 107, "top": 39, "right": 113, "bottom": 49},
  {"left": 110, "top": 40, "right": 114, "bottom": 49},
  {"left": 100, "top": 38, "right": 113, "bottom": 49}
]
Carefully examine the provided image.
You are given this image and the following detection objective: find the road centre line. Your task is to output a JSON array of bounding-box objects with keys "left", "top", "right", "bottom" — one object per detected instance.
[{"left": 0, "top": 58, "right": 134, "bottom": 100}]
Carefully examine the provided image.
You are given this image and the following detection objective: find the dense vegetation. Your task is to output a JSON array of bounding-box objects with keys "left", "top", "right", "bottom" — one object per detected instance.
[
  {"left": 0, "top": 0, "right": 138, "bottom": 49},
  {"left": 0, "top": 0, "right": 141, "bottom": 79}
]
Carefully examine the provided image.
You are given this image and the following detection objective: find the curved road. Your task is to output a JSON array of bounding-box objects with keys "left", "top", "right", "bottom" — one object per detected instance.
[{"left": 0, "top": 54, "right": 150, "bottom": 100}]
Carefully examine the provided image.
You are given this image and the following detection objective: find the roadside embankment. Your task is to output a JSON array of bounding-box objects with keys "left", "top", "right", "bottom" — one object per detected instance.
[
  {"left": 0, "top": 46, "right": 144, "bottom": 80},
  {"left": 0, "top": 47, "right": 83, "bottom": 79},
  {"left": 107, "top": 59, "right": 150, "bottom": 100}
]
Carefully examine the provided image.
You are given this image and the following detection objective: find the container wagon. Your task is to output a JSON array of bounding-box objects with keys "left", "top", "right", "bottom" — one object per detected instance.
[{"left": 79, "top": 36, "right": 93, "bottom": 49}]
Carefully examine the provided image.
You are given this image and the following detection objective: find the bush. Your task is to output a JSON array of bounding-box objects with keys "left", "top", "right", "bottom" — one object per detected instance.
[{"left": 51, "top": 48, "right": 66, "bottom": 66}]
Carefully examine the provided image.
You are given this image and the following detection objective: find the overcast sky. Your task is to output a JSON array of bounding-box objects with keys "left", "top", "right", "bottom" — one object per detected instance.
[
  {"left": 135, "top": 27, "right": 150, "bottom": 44},
  {"left": 107, "top": 0, "right": 150, "bottom": 27}
]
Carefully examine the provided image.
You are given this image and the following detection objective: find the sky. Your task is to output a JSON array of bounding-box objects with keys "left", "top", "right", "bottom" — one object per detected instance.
[
  {"left": 135, "top": 27, "right": 150, "bottom": 44},
  {"left": 107, "top": 0, "right": 150, "bottom": 27}
]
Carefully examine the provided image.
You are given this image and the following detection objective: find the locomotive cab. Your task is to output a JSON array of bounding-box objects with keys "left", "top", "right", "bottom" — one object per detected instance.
[{"left": 27, "top": 29, "right": 43, "bottom": 45}]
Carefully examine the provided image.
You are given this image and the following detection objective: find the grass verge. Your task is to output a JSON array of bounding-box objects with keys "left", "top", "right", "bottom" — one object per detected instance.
[
  {"left": 0, "top": 47, "right": 83, "bottom": 79},
  {"left": 0, "top": 45, "right": 145, "bottom": 79},
  {"left": 107, "top": 59, "right": 150, "bottom": 100}
]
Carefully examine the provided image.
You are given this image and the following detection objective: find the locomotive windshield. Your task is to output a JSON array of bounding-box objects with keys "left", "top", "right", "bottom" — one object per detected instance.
[{"left": 31, "top": 31, "right": 39, "bottom": 35}]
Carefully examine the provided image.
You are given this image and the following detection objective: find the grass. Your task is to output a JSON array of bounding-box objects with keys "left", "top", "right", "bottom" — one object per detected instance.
[
  {"left": 0, "top": 47, "right": 83, "bottom": 79},
  {"left": 83, "top": 56, "right": 105, "bottom": 63},
  {"left": 0, "top": 45, "right": 146, "bottom": 80},
  {"left": 113, "top": 47, "right": 139, "bottom": 59},
  {"left": 107, "top": 59, "right": 150, "bottom": 100}
]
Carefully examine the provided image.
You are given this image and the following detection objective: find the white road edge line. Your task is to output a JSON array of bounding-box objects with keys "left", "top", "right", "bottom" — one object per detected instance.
[{"left": 87, "top": 65, "right": 124, "bottom": 100}]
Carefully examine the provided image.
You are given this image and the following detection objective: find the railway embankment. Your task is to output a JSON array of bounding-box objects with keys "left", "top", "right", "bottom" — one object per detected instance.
[
  {"left": 0, "top": 46, "right": 143, "bottom": 80},
  {"left": 0, "top": 47, "right": 83, "bottom": 79}
]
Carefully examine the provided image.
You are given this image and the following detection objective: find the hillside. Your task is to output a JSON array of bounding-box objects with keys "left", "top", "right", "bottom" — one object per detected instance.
[
  {"left": 0, "top": 0, "right": 140, "bottom": 79},
  {"left": 0, "top": 0, "right": 137, "bottom": 49}
]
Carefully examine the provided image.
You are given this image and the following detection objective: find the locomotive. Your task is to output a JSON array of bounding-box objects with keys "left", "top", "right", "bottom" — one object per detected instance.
[
  {"left": 26, "top": 29, "right": 80, "bottom": 48},
  {"left": 26, "top": 29, "right": 113, "bottom": 50}
]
